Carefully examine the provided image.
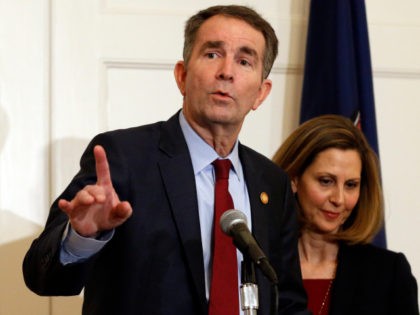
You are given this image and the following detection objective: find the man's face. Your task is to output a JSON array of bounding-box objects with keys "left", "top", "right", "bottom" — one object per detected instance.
[{"left": 175, "top": 15, "right": 272, "bottom": 133}]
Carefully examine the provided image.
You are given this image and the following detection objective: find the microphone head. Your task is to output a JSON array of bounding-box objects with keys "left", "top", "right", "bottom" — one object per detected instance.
[{"left": 220, "top": 209, "right": 248, "bottom": 235}]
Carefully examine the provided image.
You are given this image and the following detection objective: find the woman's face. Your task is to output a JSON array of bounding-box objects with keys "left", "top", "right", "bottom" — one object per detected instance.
[{"left": 292, "top": 148, "right": 362, "bottom": 235}]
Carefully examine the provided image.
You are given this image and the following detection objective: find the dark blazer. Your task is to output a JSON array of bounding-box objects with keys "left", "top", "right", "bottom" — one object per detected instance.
[
  {"left": 330, "top": 243, "right": 419, "bottom": 315},
  {"left": 23, "top": 112, "right": 310, "bottom": 315}
]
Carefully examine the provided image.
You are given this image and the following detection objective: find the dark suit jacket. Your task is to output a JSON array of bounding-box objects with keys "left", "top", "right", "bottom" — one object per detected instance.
[
  {"left": 330, "top": 243, "right": 419, "bottom": 315},
  {"left": 23, "top": 112, "right": 310, "bottom": 315}
]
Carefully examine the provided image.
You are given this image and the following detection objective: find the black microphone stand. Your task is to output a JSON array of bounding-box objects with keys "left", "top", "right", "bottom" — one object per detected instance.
[
  {"left": 240, "top": 256, "right": 279, "bottom": 315},
  {"left": 240, "top": 257, "right": 258, "bottom": 315}
]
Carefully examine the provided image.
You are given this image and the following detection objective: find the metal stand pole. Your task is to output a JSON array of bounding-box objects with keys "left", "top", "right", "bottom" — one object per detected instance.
[{"left": 240, "top": 258, "right": 258, "bottom": 315}]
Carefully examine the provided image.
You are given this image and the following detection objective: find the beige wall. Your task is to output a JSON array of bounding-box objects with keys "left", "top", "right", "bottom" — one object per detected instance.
[
  {"left": 0, "top": 1, "right": 419, "bottom": 313},
  {"left": 365, "top": 0, "right": 420, "bottom": 290}
]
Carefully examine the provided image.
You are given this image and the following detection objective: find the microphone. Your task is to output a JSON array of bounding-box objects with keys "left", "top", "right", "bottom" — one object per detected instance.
[{"left": 220, "top": 209, "right": 278, "bottom": 284}]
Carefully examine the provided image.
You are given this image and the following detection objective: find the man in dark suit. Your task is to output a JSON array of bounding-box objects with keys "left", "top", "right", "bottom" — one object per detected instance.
[{"left": 23, "top": 5, "right": 309, "bottom": 315}]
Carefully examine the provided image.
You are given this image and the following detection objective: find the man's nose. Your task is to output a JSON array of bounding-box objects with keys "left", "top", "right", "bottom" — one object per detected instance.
[{"left": 217, "top": 59, "right": 234, "bottom": 81}]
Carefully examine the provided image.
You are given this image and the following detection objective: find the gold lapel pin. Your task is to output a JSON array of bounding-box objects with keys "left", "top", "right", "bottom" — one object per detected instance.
[{"left": 260, "top": 192, "right": 269, "bottom": 205}]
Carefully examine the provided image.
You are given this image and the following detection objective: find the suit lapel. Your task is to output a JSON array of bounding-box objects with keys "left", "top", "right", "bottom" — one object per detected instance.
[
  {"left": 239, "top": 146, "right": 272, "bottom": 314},
  {"left": 240, "top": 147, "right": 269, "bottom": 257},
  {"left": 158, "top": 113, "right": 207, "bottom": 314}
]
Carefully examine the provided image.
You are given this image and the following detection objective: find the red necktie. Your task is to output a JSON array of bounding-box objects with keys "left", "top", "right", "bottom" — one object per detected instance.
[{"left": 209, "top": 159, "right": 239, "bottom": 315}]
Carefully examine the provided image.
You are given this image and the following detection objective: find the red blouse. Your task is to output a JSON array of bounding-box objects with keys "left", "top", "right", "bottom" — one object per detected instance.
[{"left": 303, "top": 279, "right": 334, "bottom": 315}]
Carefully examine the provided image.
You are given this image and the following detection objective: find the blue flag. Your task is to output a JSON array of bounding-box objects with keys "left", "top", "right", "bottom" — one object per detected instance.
[{"left": 300, "top": 0, "right": 386, "bottom": 248}]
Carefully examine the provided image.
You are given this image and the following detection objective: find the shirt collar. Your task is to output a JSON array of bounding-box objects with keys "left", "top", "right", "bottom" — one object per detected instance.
[{"left": 179, "top": 110, "right": 243, "bottom": 182}]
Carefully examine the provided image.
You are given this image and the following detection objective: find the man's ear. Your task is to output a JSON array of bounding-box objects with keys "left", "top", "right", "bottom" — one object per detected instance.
[
  {"left": 251, "top": 78, "right": 272, "bottom": 111},
  {"left": 174, "top": 61, "right": 187, "bottom": 96}
]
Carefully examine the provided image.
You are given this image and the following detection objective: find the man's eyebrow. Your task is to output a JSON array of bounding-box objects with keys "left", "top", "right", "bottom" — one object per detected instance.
[
  {"left": 199, "top": 41, "right": 259, "bottom": 60},
  {"left": 239, "top": 46, "right": 258, "bottom": 59},
  {"left": 199, "top": 41, "right": 224, "bottom": 53}
]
